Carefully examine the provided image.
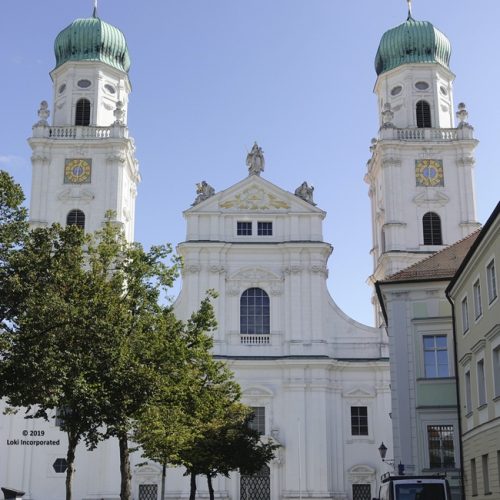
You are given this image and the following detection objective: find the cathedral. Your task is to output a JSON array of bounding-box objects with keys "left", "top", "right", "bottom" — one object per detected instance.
[{"left": 0, "top": 2, "right": 481, "bottom": 500}]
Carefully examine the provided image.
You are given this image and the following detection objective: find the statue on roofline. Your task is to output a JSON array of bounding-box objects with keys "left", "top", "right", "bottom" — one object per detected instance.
[{"left": 246, "top": 142, "right": 265, "bottom": 176}]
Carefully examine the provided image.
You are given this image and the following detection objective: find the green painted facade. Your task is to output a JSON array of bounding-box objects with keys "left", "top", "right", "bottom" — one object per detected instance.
[{"left": 417, "top": 378, "right": 457, "bottom": 407}]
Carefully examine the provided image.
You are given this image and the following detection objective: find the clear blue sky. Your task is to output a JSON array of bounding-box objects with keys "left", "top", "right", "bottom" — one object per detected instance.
[{"left": 1, "top": 1, "right": 498, "bottom": 326}]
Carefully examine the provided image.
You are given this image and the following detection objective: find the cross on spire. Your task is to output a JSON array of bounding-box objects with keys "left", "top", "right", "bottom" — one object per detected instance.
[{"left": 407, "top": 0, "right": 413, "bottom": 20}]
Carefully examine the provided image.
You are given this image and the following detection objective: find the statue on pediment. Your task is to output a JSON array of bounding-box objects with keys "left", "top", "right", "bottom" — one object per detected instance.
[
  {"left": 192, "top": 180, "right": 215, "bottom": 206},
  {"left": 294, "top": 181, "right": 315, "bottom": 205},
  {"left": 246, "top": 142, "right": 265, "bottom": 176}
]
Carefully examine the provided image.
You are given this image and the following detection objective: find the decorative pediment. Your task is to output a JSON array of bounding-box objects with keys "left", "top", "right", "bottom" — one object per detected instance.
[
  {"left": 227, "top": 267, "right": 284, "bottom": 296},
  {"left": 57, "top": 188, "right": 95, "bottom": 202},
  {"left": 348, "top": 464, "right": 376, "bottom": 484},
  {"left": 134, "top": 463, "right": 162, "bottom": 476},
  {"left": 343, "top": 388, "right": 375, "bottom": 399},
  {"left": 413, "top": 190, "right": 449, "bottom": 207},
  {"left": 229, "top": 267, "right": 282, "bottom": 282},
  {"left": 242, "top": 386, "right": 274, "bottom": 398},
  {"left": 219, "top": 185, "right": 290, "bottom": 210}
]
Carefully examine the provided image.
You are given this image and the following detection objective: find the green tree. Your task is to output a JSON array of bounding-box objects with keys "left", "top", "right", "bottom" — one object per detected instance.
[
  {"left": 179, "top": 402, "right": 278, "bottom": 500},
  {"left": 0, "top": 216, "right": 180, "bottom": 500},
  {"left": 0, "top": 170, "right": 28, "bottom": 329},
  {"left": 133, "top": 294, "right": 219, "bottom": 500},
  {"left": 0, "top": 224, "right": 109, "bottom": 500}
]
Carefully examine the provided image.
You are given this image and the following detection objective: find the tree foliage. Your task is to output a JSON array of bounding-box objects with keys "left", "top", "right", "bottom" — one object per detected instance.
[
  {"left": 0, "top": 170, "right": 28, "bottom": 330},
  {"left": 0, "top": 212, "right": 180, "bottom": 500},
  {"left": 135, "top": 297, "right": 278, "bottom": 500}
]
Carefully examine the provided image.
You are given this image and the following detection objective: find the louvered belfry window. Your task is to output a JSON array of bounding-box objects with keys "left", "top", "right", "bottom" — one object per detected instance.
[
  {"left": 423, "top": 212, "right": 442, "bottom": 245},
  {"left": 416, "top": 100, "right": 431, "bottom": 128},
  {"left": 75, "top": 98, "right": 91, "bottom": 126}
]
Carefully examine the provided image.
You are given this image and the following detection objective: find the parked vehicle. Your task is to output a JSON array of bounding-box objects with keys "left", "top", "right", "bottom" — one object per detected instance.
[{"left": 373, "top": 473, "right": 452, "bottom": 500}]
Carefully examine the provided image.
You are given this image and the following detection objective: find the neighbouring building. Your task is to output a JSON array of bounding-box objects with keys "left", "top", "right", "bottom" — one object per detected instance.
[
  {"left": 446, "top": 202, "right": 500, "bottom": 500},
  {"left": 376, "top": 233, "right": 479, "bottom": 500}
]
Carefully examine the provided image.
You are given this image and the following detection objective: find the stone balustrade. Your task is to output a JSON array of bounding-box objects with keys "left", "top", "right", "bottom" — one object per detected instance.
[
  {"left": 32, "top": 124, "right": 128, "bottom": 140},
  {"left": 240, "top": 334, "right": 271, "bottom": 345},
  {"left": 379, "top": 126, "right": 474, "bottom": 142}
]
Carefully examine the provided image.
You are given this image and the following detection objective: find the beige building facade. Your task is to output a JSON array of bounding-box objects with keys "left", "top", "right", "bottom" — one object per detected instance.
[{"left": 447, "top": 202, "right": 500, "bottom": 499}]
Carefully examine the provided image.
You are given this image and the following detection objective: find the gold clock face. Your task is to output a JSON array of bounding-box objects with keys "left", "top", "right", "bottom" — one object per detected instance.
[
  {"left": 415, "top": 159, "right": 444, "bottom": 187},
  {"left": 64, "top": 158, "right": 92, "bottom": 184}
]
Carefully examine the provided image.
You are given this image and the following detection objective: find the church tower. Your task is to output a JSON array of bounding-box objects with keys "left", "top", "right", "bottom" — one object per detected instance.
[
  {"left": 365, "top": 4, "right": 480, "bottom": 306},
  {"left": 28, "top": 7, "right": 139, "bottom": 241}
]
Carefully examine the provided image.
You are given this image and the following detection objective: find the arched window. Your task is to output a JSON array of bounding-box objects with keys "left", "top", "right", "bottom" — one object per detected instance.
[
  {"left": 75, "top": 99, "right": 91, "bottom": 126},
  {"left": 423, "top": 212, "right": 442, "bottom": 245},
  {"left": 416, "top": 100, "right": 431, "bottom": 128},
  {"left": 240, "top": 287, "right": 270, "bottom": 334},
  {"left": 66, "top": 209, "right": 85, "bottom": 230}
]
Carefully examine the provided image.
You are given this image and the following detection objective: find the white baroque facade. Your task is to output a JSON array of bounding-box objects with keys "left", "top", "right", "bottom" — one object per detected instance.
[{"left": 172, "top": 171, "right": 392, "bottom": 500}]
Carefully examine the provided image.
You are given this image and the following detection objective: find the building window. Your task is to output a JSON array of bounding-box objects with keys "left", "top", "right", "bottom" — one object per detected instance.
[
  {"left": 461, "top": 297, "right": 469, "bottom": 334},
  {"left": 351, "top": 406, "right": 368, "bottom": 436},
  {"left": 487, "top": 259, "right": 497, "bottom": 304},
  {"left": 138, "top": 484, "right": 158, "bottom": 500},
  {"left": 427, "top": 425, "right": 455, "bottom": 469},
  {"left": 352, "top": 484, "right": 371, "bottom": 500},
  {"left": 497, "top": 452, "right": 500, "bottom": 491},
  {"left": 477, "top": 359, "right": 486, "bottom": 407},
  {"left": 248, "top": 406, "right": 265, "bottom": 435},
  {"left": 423, "top": 335, "right": 448, "bottom": 378},
  {"left": 416, "top": 100, "right": 432, "bottom": 128},
  {"left": 237, "top": 221, "right": 252, "bottom": 236},
  {"left": 240, "top": 288, "right": 270, "bottom": 334},
  {"left": 465, "top": 371, "right": 472, "bottom": 414},
  {"left": 53, "top": 458, "right": 68, "bottom": 473},
  {"left": 482, "top": 454, "right": 490, "bottom": 494},
  {"left": 75, "top": 98, "right": 91, "bottom": 126},
  {"left": 493, "top": 347, "right": 500, "bottom": 398},
  {"left": 422, "top": 212, "right": 442, "bottom": 245},
  {"left": 473, "top": 279, "right": 483, "bottom": 319},
  {"left": 471, "top": 458, "right": 478, "bottom": 496},
  {"left": 257, "top": 221, "right": 273, "bottom": 236},
  {"left": 66, "top": 209, "right": 85, "bottom": 229}
]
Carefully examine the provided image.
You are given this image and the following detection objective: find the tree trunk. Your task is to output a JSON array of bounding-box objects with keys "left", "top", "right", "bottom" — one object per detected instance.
[
  {"left": 189, "top": 471, "right": 197, "bottom": 500},
  {"left": 118, "top": 432, "right": 132, "bottom": 500},
  {"left": 160, "top": 462, "right": 166, "bottom": 500},
  {"left": 207, "top": 475, "right": 214, "bottom": 500},
  {"left": 65, "top": 430, "right": 79, "bottom": 500}
]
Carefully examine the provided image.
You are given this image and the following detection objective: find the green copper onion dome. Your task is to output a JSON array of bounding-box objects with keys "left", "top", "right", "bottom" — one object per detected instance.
[
  {"left": 375, "top": 15, "right": 451, "bottom": 76},
  {"left": 54, "top": 13, "right": 130, "bottom": 73}
]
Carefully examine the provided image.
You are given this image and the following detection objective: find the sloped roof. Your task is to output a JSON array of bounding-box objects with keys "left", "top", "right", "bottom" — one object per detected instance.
[{"left": 382, "top": 230, "right": 481, "bottom": 283}]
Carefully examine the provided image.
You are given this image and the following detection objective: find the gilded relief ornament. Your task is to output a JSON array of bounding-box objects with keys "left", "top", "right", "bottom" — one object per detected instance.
[{"left": 219, "top": 187, "right": 290, "bottom": 210}]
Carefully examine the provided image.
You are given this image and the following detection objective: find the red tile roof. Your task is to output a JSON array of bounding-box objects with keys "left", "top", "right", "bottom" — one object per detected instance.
[{"left": 382, "top": 230, "right": 481, "bottom": 282}]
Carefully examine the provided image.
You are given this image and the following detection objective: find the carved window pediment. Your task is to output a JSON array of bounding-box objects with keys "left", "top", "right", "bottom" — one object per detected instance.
[
  {"left": 227, "top": 267, "right": 283, "bottom": 296},
  {"left": 229, "top": 267, "right": 282, "bottom": 282}
]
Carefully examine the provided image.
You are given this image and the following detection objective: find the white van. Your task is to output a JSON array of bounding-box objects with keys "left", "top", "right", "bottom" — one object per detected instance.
[{"left": 373, "top": 474, "right": 452, "bottom": 500}]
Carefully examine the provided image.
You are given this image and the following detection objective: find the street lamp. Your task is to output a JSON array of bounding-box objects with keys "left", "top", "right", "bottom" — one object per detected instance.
[{"left": 378, "top": 442, "right": 405, "bottom": 474}]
